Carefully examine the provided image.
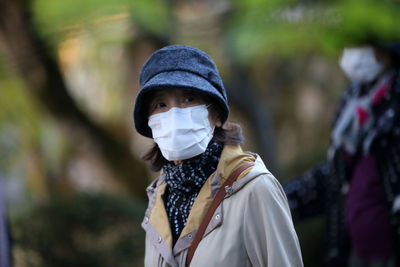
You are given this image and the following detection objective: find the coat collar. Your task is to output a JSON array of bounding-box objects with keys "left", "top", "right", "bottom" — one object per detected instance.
[{"left": 142, "top": 145, "right": 261, "bottom": 263}]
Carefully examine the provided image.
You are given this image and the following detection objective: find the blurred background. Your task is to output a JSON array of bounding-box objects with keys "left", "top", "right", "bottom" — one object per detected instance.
[{"left": 0, "top": 0, "right": 399, "bottom": 266}]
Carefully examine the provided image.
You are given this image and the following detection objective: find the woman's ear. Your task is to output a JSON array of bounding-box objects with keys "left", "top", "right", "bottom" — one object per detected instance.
[
  {"left": 207, "top": 101, "right": 223, "bottom": 127},
  {"left": 211, "top": 108, "right": 222, "bottom": 127}
]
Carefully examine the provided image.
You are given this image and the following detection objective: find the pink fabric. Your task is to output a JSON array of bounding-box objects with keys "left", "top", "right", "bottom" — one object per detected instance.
[
  {"left": 356, "top": 106, "right": 369, "bottom": 127},
  {"left": 373, "top": 83, "right": 390, "bottom": 106}
]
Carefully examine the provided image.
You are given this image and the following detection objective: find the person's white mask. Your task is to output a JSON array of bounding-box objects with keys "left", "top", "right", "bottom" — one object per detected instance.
[
  {"left": 339, "top": 46, "right": 383, "bottom": 84},
  {"left": 148, "top": 104, "right": 214, "bottom": 161}
]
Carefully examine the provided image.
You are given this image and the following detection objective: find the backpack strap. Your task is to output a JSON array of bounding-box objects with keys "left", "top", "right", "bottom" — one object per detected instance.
[{"left": 186, "top": 162, "right": 255, "bottom": 266}]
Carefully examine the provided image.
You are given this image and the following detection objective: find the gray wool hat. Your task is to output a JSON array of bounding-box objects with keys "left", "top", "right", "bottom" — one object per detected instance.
[{"left": 133, "top": 45, "right": 229, "bottom": 137}]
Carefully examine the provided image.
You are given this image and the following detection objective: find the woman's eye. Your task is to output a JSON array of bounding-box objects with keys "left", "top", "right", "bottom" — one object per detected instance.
[
  {"left": 184, "top": 96, "right": 195, "bottom": 103},
  {"left": 155, "top": 102, "right": 167, "bottom": 109},
  {"left": 150, "top": 102, "right": 167, "bottom": 113}
]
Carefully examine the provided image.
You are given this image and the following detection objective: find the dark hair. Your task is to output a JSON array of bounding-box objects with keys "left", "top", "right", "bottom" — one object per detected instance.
[
  {"left": 141, "top": 122, "right": 244, "bottom": 172},
  {"left": 373, "top": 45, "right": 400, "bottom": 69}
]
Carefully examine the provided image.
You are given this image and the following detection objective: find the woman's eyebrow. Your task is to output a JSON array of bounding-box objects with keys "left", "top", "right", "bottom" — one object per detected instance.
[
  {"left": 151, "top": 91, "right": 165, "bottom": 98},
  {"left": 150, "top": 93, "right": 166, "bottom": 101},
  {"left": 183, "top": 91, "right": 201, "bottom": 97}
]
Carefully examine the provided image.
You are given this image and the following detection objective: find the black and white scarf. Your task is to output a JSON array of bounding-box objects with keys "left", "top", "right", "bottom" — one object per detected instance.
[
  {"left": 162, "top": 140, "right": 223, "bottom": 244},
  {"left": 330, "top": 70, "right": 396, "bottom": 157}
]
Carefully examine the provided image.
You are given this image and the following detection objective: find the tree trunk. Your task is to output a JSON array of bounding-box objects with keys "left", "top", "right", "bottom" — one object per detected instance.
[{"left": 0, "top": 0, "right": 149, "bottom": 199}]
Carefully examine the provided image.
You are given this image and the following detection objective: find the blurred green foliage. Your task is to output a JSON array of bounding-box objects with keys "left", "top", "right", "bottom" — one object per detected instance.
[
  {"left": 228, "top": 0, "right": 400, "bottom": 62},
  {"left": 31, "top": 0, "right": 400, "bottom": 62},
  {"left": 11, "top": 193, "right": 146, "bottom": 267},
  {"left": 0, "top": 76, "right": 41, "bottom": 179},
  {"left": 32, "top": 0, "right": 172, "bottom": 46}
]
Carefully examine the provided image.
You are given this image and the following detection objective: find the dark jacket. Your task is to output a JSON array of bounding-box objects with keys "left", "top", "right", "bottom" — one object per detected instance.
[{"left": 284, "top": 68, "right": 400, "bottom": 266}]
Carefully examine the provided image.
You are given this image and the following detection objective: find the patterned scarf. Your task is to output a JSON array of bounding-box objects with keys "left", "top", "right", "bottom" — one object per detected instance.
[
  {"left": 162, "top": 140, "right": 223, "bottom": 244},
  {"left": 330, "top": 70, "right": 395, "bottom": 157}
]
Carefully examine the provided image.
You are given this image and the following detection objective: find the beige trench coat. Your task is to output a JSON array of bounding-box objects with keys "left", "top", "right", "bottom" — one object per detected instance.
[{"left": 142, "top": 145, "right": 303, "bottom": 267}]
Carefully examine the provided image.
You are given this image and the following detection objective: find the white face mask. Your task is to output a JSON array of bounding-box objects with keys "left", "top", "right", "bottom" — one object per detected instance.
[
  {"left": 148, "top": 104, "right": 214, "bottom": 161},
  {"left": 339, "top": 46, "right": 383, "bottom": 83}
]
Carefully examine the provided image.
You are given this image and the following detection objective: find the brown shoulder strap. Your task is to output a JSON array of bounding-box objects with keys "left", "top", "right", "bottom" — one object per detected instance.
[{"left": 185, "top": 162, "right": 255, "bottom": 267}]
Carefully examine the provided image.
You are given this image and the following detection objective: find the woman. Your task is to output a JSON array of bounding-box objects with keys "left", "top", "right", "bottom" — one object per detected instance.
[
  {"left": 133, "top": 45, "right": 303, "bottom": 267},
  {"left": 284, "top": 42, "right": 400, "bottom": 267}
]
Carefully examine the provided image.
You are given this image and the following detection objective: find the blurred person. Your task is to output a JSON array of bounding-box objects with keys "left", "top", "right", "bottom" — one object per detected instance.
[
  {"left": 133, "top": 45, "right": 303, "bottom": 267},
  {"left": 284, "top": 41, "right": 400, "bottom": 267},
  {"left": 0, "top": 176, "right": 11, "bottom": 267}
]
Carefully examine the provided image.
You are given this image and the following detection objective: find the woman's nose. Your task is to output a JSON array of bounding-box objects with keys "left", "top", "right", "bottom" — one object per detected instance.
[{"left": 169, "top": 98, "right": 184, "bottom": 108}]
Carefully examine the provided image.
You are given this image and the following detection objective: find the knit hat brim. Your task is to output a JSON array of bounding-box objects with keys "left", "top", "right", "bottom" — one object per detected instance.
[{"left": 134, "top": 70, "right": 229, "bottom": 138}]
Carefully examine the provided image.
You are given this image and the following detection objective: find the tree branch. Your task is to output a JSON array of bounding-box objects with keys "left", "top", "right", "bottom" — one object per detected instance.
[{"left": 0, "top": 0, "right": 149, "bottom": 199}]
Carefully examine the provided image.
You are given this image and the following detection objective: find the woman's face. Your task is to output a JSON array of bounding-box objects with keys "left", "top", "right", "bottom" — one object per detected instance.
[{"left": 148, "top": 89, "right": 222, "bottom": 128}]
